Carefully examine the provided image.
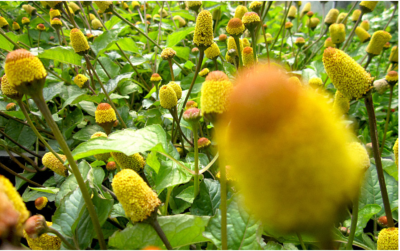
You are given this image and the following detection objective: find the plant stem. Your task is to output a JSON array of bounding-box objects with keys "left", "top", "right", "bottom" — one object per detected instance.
[
  {"left": 47, "top": 227, "right": 77, "bottom": 250},
  {"left": 383, "top": 4, "right": 397, "bottom": 31},
  {"left": 213, "top": 58, "right": 218, "bottom": 71},
  {"left": 363, "top": 54, "right": 374, "bottom": 70},
  {"left": 297, "top": 232, "right": 306, "bottom": 250},
  {"left": 32, "top": 93, "right": 107, "bottom": 250},
  {"left": 193, "top": 123, "right": 200, "bottom": 198},
  {"left": 364, "top": 94, "right": 394, "bottom": 228},
  {"left": 0, "top": 129, "right": 41, "bottom": 158},
  {"left": 346, "top": 196, "right": 359, "bottom": 250},
  {"left": 293, "top": 47, "right": 301, "bottom": 70},
  {"left": 97, "top": 58, "right": 112, "bottom": 79},
  {"left": 84, "top": 54, "right": 128, "bottom": 129},
  {"left": 26, "top": 26, "right": 32, "bottom": 47},
  {"left": 380, "top": 85, "right": 394, "bottom": 155},
  {"left": 233, "top": 36, "right": 243, "bottom": 68},
  {"left": 38, "top": 30, "right": 41, "bottom": 48},
  {"left": 303, "top": 26, "right": 328, "bottom": 53},
  {"left": 219, "top": 164, "right": 228, "bottom": 250},
  {"left": 0, "top": 162, "right": 43, "bottom": 187},
  {"left": 251, "top": 30, "right": 258, "bottom": 62},
  {"left": 0, "top": 27, "right": 21, "bottom": 49},
  {"left": 271, "top": 1, "right": 291, "bottom": 49},
  {"left": 4, "top": 148, "right": 36, "bottom": 173},
  {"left": 168, "top": 59, "right": 175, "bottom": 81},
  {"left": 0, "top": 111, "right": 54, "bottom": 137},
  {"left": 262, "top": 25, "right": 270, "bottom": 65},
  {"left": 148, "top": 217, "right": 173, "bottom": 250},
  {"left": 171, "top": 108, "right": 193, "bottom": 147},
  {"left": 375, "top": 50, "right": 385, "bottom": 79},
  {"left": 164, "top": 186, "right": 172, "bottom": 215},
  {"left": 342, "top": 11, "right": 364, "bottom": 52}
]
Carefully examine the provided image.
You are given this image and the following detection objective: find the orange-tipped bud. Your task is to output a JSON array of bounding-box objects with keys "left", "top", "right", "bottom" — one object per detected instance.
[
  {"left": 186, "top": 101, "right": 198, "bottom": 109},
  {"left": 198, "top": 137, "right": 211, "bottom": 149},
  {"left": 34, "top": 197, "right": 48, "bottom": 210},
  {"left": 106, "top": 161, "right": 117, "bottom": 171}
]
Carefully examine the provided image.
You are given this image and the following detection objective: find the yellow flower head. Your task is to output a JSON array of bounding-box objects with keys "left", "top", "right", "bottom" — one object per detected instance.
[
  {"left": 22, "top": 5, "right": 36, "bottom": 15},
  {"left": 198, "top": 137, "right": 211, "bottom": 149},
  {"left": 337, "top": 12, "right": 348, "bottom": 25},
  {"left": 131, "top": 1, "right": 140, "bottom": 9},
  {"left": 347, "top": 142, "right": 370, "bottom": 172},
  {"left": 92, "top": 19, "right": 103, "bottom": 30},
  {"left": 106, "top": 161, "right": 117, "bottom": 171},
  {"left": 226, "top": 18, "right": 245, "bottom": 36},
  {"left": 186, "top": 100, "right": 198, "bottom": 109},
  {"left": 217, "top": 64, "right": 363, "bottom": 234},
  {"left": 366, "top": 31, "right": 392, "bottom": 55},
  {"left": 242, "top": 47, "right": 255, "bottom": 67},
  {"left": 158, "top": 9, "right": 168, "bottom": 18},
  {"left": 200, "top": 71, "right": 233, "bottom": 116},
  {"left": 95, "top": 103, "right": 117, "bottom": 124},
  {"left": 359, "top": 1, "right": 378, "bottom": 13},
  {"left": 0, "top": 175, "right": 30, "bottom": 235},
  {"left": 35, "top": 197, "right": 48, "bottom": 210},
  {"left": 386, "top": 71, "right": 398, "bottom": 84},
  {"left": 288, "top": 76, "right": 302, "bottom": 87},
  {"left": 249, "top": 1, "right": 262, "bottom": 12},
  {"left": 199, "top": 68, "right": 210, "bottom": 77},
  {"left": 89, "top": 13, "right": 96, "bottom": 21},
  {"left": 150, "top": 73, "right": 162, "bottom": 82},
  {"left": 188, "top": 1, "right": 202, "bottom": 12},
  {"left": 295, "top": 37, "right": 306, "bottom": 47},
  {"left": 112, "top": 169, "right": 161, "bottom": 223},
  {"left": 91, "top": 132, "right": 111, "bottom": 161},
  {"left": 307, "top": 17, "right": 320, "bottom": 29},
  {"left": 173, "top": 15, "right": 186, "bottom": 28},
  {"left": 12, "top": 22, "right": 20, "bottom": 31},
  {"left": 205, "top": 42, "right": 220, "bottom": 59},
  {"left": 324, "top": 37, "right": 336, "bottom": 48},
  {"left": 42, "top": 152, "right": 68, "bottom": 177},
  {"left": 329, "top": 24, "right": 346, "bottom": 44},
  {"left": 22, "top": 17, "right": 30, "bottom": 25},
  {"left": 361, "top": 20, "right": 370, "bottom": 31},
  {"left": 161, "top": 48, "right": 176, "bottom": 60},
  {"left": 352, "top": 9, "right": 361, "bottom": 22},
  {"left": 285, "top": 21, "right": 293, "bottom": 29},
  {"left": 234, "top": 5, "right": 248, "bottom": 19},
  {"left": 36, "top": 23, "right": 46, "bottom": 31},
  {"left": 23, "top": 222, "right": 61, "bottom": 250},
  {"left": 265, "top": 33, "right": 272, "bottom": 44},
  {"left": 288, "top": 6, "right": 297, "bottom": 19},
  {"left": 95, "top": 1, "right": 113, "bottom": 12},
  {"left": 73, "top": 74, "right": 89, "bottom": 88},
  {"left": 323, "top": 47, "right": 373, "bottom": 100},
  {"left": 6, "top": 103, "right": 16, "bottom": 111},
  {"left": 146, "top": 14, "right": 152, "bottom": 20},
  {"left": 0, "top": 17, "right": 9, "bottom": 28},
  {"left": 301, "top": 2, "right": 311, "bottom": 14},
  {"left": 389, "top": 46, "right": 398, "bottom": 63},
  {"left": 242, "top": 38, "right": 250, "bottom": 48},
  {"left": 242, "top": 12, "right": 260, "bottom": 28},
  {"left": 50, "top": 18, "right": 62, "bottom": 28},
  {"left": 159, "top": 85, "right": 177, "bottom": 109},
  {"left": 49, "top": 8, "right": 61, "bottom": 20},
  {"left": 325, "top": 8, "right": 339, "bottom": 25},
  {"left": 377, "top": 227, "right": 398, "bottom": 250},
  {"left": 308, "top": 77, "right": 323, "bottom": 89},
  {"left": 394, "top": 138, "right": 398, "bottom": 167},
  {"left": 45, "top": 1, "right": 62, "bottom": 9},
  {"left": 167, "top": 81, "right": 182, "bottom": 99},
  {"left": 70, "top": 28, "right": 90, "bottom": 54},
  {"left": 193, "top": 10, "right": 213, "bottom": 48},
  {"left": 69, "top": 2, "right": 80, "bottom": 13},
  {"left": 355, "top": 27, "right": 371, "bottom": 43},
  {"left": 227, "top": 36, "right": 241, "bottom": 52},
  {"left": 1, "top": 74, "right": 22, "bottom": 100},
  {"left": 4, "top": 49, "right": 47, "bottom": 89},
  {"left": 111, "top": 152, "right": 145, "bottom": 172}
]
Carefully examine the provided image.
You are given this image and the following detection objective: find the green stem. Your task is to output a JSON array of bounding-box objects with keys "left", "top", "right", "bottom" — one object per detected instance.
[
  {"left": 168, "top": 59, "right": 175, "bottom": 81},
  {"left": 364, "top": 94, "right": 394, "bottom": 228},
  {"left": 375, "top": 50, "right": 385, "bottom": 79},
  {"left": 302, "top": 26, "right": 328, "bottom": 53},
  {"left": 164, "top": 186, "right": 172, "bottom": 215},
  {"left": 380, "top": 85, "right": 394, "bottom": 155},
  {"left": 84, "top": 55, "right": 128, "bottom": 129},
  {"left": 213, "top": 58, "right": 218, "bottom": 71},
  {"left": 271, "top": 1, "right": 291, "bottom": 49},
  {"left": 0, "top": 162, "right": 43, "bottom": 187},
  {"left": 47, "top": 227, "right": 77, "bottom": 250},
  {"left": 364, "top": 54, "right": 374, "bottom": 70},
  {"left": 293, "top": 47, "right": 301, "bottom": 70},
  {"left": 342, "top": 11, "right": 364, "bottom": 52},
  {"left": 383, "top": 4, "right": 397, "bottom": 31},
  {"left": 38, "top": 30, "right": 41, "bottom": 48},
  {"left": 262, "top": 25, "right": 270, "bottom": 65},
  {"left": 193, "top": 123, "right": 200, "bottom": 198},
  {"left": 0, "top": 111, "right": 53, "bottom": 137},
  {"left": 346, "top": 196, "right": 359, "bottom": 250},
  {"left": 234, "top": 36, "right": 243, "bottom": 68},
  {"left": 148, "top": 216, "right": 173, "bottom": 250},
  {"left": 32, "top": 93, "right": 107, "bottom": 250},
  {"left": 26, "top": 26, "right": 32, "bottom": 47},
  {"left": 0, "top": 27, "right": 21, "bottom": 49},
  {"left": 0, "top": 128, "right": 41, "bottom": 158},
  {"left": 297, "top": 232, "right": 306, "bottom": 250},
  {"left": 251, "top": 30, "right": 257, "bottom": 62}
]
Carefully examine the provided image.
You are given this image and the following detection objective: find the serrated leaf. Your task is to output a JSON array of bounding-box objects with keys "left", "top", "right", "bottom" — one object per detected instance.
[{"left": 191, "top": 179, "right": 221, "bottom": 216}]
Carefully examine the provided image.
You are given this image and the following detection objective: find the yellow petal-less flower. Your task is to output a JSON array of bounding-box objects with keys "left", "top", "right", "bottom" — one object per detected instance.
[
  {"left": 42, "top": 152, "right": 68, "bottom": 177},
  {"left": 92, "top": 19, "right": 103, "bottom": 30},
  {"left": 200, "top": 71, "right": 233, "bottom": 116},
  {"left": 307, "top": 17, "right": 320, "bottom": 29},
  {"left": 242, "top": 38, "right": 250, "bottom": 48},
  {"left": 160, "top": 48, "right": 176, "bottom": 60},
  {"left": 159, "top": 85, "right": 177, "bottom": 109},
  {"left": 150, "top": 73, "right": 162, "bottom": 82},
  {"left": 347, "top": 142, "right": 370, "bottom": 172},
  {"left": 112, "top": 169, "right": 161, "bottom": 223},
  {"left": 366, "top": 31, "right": 392, "bottom": 56},
  {"left": 355, "top": 27, "right": 371, "bottom": 43},
  {"left": 50, "top": 18, "right": 62, "bottom": 29},
  {"left": 173, "top": 15, "right": 186, "bottom": 28},
  {"left": 35, "top": 197, "right": 48, "bottom": 210},
  {"left": 226, "top": 18, "right": 245, "bottom": 36},
  {"left": 22, "top": 5, "right": 36, "bottom": 16},
  {"left": 389, "top": 46, "right": 398, "bottom": 63},
  {"left": 329, "top": 24, "right": 346, "bottom": 44},
  {"left": 0, "top": 175, "right": 30, "bottom": 235},
  {"left": 95, "top": 1, "right": 113, "bottom": 12},
  {"left": 323, "top": 47, "right": 373, "bottom": 100},
  {"left": 12, "top": 22, "right": 20, "bottom": 31},
  {"left": 337, "top": 12, "right": 348, "bottom": 25},
  {"left": 242, "top": 12, "right": 260, "bottom": 29},
  {"left": 359, "top": 1, "right": 378, "bottom": 13},
  {"left": 95, "top": 103, "right": 117, "bottom": 124},
  {"left": 377, "top": 227, "right": 398, "bottom": 250},
  {"left": 22, "top": 17, "right": 30, "bottom": 25},
  {"left": 1, "top": 74, "right": 22, "bottom": 100},
  {"left": 288, "top": 76, "right": 302, "bottom": 86},
  {"left": 325, "top": 8, "right": 339, "bottom": 25},
  {"left": 288, "top": 6, "right": 297, "bottom": 19},
  {"left": 69, "top": 2, "right": 80, "bottom": 13},
  {"left": 242, "top": 47, "right": 255, "bottom": 67},
  {"left": 333, "top": 90, "right": 350, "bottom": 115},
  {"left": 227, "top": 36, "right": 243, "bottom": 52},
  {"left": 324, "top": 37, "right": 335, "bottom": 48},
  {"left": 352, "top": 9, "right": 362, "bottom": 22},
  {"left": 308, "top": 77, "right": 323, "bottom": 89},
  {"left": 0, "top": 16, "right": 9, "bottom": 28},
  {"left": 49, "top": 8, "right": 61, "bottom": 20},
  {"left": 234, "top": 5, "right": 248, "bottom": 19},
  {"left": 70, "top": 28, "right": 90, "bottom": 54},
  {"left": 360, "top": 20, "right": 370, "bottom": 31},
  {"left": 131, "top": 1, "right": 140, "bottom": 9},
  {"left": 91, "top": 132, "right": 111, "bottom": 162},
  {"left": 187, "top": 1, "right": 202, "bottom": 12},
  {"left": 110, "top": 152, "right": 145, "bottom": 172},
  {"left": 167, "top": 81, "right": 182, "bottom": 99},
  {"left": 301, "top": 2, "right": 311, "bottom": 16},
  {"left": 45, "top": 1, "right": 62, "bottom": 9},
  {"left": 73, "top": 74, "right": 88, "bottom": 88},
  {"left": 394, "top": 138, "right": 398, "bottom": 167},
  {"left": 386, "top": 71, "right": 398, "bottom": 84},
  {"left": 249, "top": 1, "right": 262, "bottom": 12},
  {"left": 193, "top": 10, "right": 213, "bottom": 49},
  {"left": 205, "top": 42, "right": 220, "bottom": 59},
  {"left": 36, "top": 23, "right": 46, "bottom": 31},
  {"left": 199, "top": 68, "right": 210, "bottom": 77},
  {"left": 217, "top": 64, "right": 363, "bottom": 234},
  {"left": 23, "top": 222, "right": 62, "bottom": 250},
  {"left": 4, "top": 49, "right": 47, "bottom": 89}
]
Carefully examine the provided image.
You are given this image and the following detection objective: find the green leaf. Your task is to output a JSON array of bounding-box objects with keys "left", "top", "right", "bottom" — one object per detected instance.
[
  {"left": 4, "top": 119, "right": 36, "bottom": 149},
  {"left": 29, "top": 186, "right": 59, "bottom": 194},
  {"left": 73, "top": 124, "right": 105, "bottom": 141},
  {"left": 98, "top": 57, "right": 120, "bottom": 79},
  {"left": 344, "top": 204, "right": 382, "bottom": 236},
  {"left": 0, "top": 32, "right": 14, "bottom": 51},
  {"left": 203, "top": 196, "right": 264, "bottom": 250},
  {"left": 102, "top": 72, "right": 134, "bottom": 94},
  {"left": 191, "top": 179, "right": 221, "bottom": 216},
  {"left": 382, "top": 158, "right": 398, "bottom": 181},
  {"left": 155, "top": 160, "right": 193, "bottom": 190},
  {"left": 39, "top": 46, "right": 83, "bottom": 66},
  {"left": 110, "top": 203, "right": 126, "bottom": 218},
  {"left": 15, "top": 171, "right": 36, "bottom": 190},
  {"left": 43, "top": 82, "right": 64, "bottom": 101},
  {"left": 109, "top": 215, "right": 210, "bottom": 249},
  {"left": 172, "top": 46, "right": 190, "bottom": 61},
  {"left": 108, "top": 36, "right": 139, "bottom": 53},
  {"left": 91, "top": 29, "right": 120, "bottom": 55},
  {"left": 176, "top": 186, "right": 195, "bottom": 203},
  {"left": 166, "top": 27, "right": 195, "bottom": 47},
  {"left": 223, "top": 62, "right": 237, "bottom": 80}
]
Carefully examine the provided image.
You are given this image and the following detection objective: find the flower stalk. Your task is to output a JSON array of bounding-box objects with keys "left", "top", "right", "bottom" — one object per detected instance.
[{"left": 380, "top": 85, "right": 394, "bottom": 155}]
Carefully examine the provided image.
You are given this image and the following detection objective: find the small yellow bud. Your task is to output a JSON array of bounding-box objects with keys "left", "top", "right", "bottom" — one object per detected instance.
[
  {"left": 199, "top": 68, "right": 210, "bottom": 77},
  {"left": 91, "top": 132, "right": 111, "bottom": 162},
  {"left": 173, "top": 15, "right": 186, "bottom": 28},
  {"left": 249, "top": 1, "right": 262, "bottom": 12},
  {"left": 333, "top": 90, "right": 350, "bottom": 115},
  {"left": 242, "top": 12, "right": 260, "bottom": 29},
  {"left": 12, "top": 22, "right": 20, "bottom": 31},
  {"left": 187, "top": 1, "right": 202, "bottom": 12},
  {"left": 106, "top": 161, "right": 117, "bottom": 171},
  {"left": 92, "top": 18, "right": 103, "bottom": 30},
  {"left": 359, "top": 1, "right": 379, "bottom": 13},
  {"left": 70, "top": 28, "right": 90, "bottom": 55},
  {"left": 389, "top": 46, "right": 398, "bottom": 63},
  {"left": 95, "top": 103, "right": 117, "bottom": 124},
  {"left": 35, "top": 197, "right": 48, "bottom": 210},
  {"left": 0, "top": 16, "right": 9, "bottom": 28},
  {"left": 347, "top": 142, "right": 370, "bottom": 172},
  {"left": 288, "top": 76, "right": 302, "bottom": 87},
  {"left": 22, "top": 17, "right": 30, "bottom": 25},
  {"left": 242, "top": 47, "right": 255, "bottom": 67},
  {"left": 288, "top": 6, "right": 297, "bottom": 19},
  {"left": 385, "top": 71, "right": 398, "bottom": 85},
  {"left": 23, "top": 221, "right": 61, "bottom": 250},
  {"left": 226, "top": 18, "right": 245, "bottom": 36},
  {"left": 394, "top": 138, "right": 398, "bottom": 167},
  {"left": 167, "top": 81, "right": 182, "bottom": 99},
  {"left": 355, "top": 27, "right": 371, "bottom": 43},
  {"left": 150, "top": 73, "right": 162, "bottom": 82},
  {"left": 329, "top": 24, "right": 346, "bottom": 44},
  {"left": 69, "top": 2, "right": 80, "bottom": 14},
  {"left": 324, "top": 37, "right": 335, "bottom": 48},
  {"left": 50, "top": 18, "right": 62, "bottom": 29},
  {"left": 352, "top": 9, "right": 361, "bottom": 22},
  {"left": 49, "top": 8, "right": 61, "bottom": 20},
  {"left": 159, "top": 85, "right": 177, "bottom": 109},
  {"left": 234, "top": 5, "right": 248, "bottom": 19},
  {"left": 161, "top": 48, "right": 176, "bottom": 60},
  {"left": 205, "top": 42, "right": 220, "bottom": 60},
  {"left": 325, "top": 8, "right": 339, "bottom": 25},
  {"left": 73, "top": 74, "right": 89, "bottom": 88},
  {"left": 360, "top": 20, "right": 370, "bottom": 31},
  {"left": 1, "top": 75, "right": 22, "bottom": 100},
  {"left": 42, "top": 152, "right": 68, "bottom": 177},
  {"left": 95, "top": 1, "right": 113, "bottom": 12},
  {"left": 36, "top": 23, "right": 46, "bottom": 31},
  {"left": 366, "top": 31, "right": 392, "bottom": 56},
  {"left": 22, "top": 5, "right": 36, "bottom": 16},
  {"left": 308, "top": 77, "right": 323, "bottom": 89}
]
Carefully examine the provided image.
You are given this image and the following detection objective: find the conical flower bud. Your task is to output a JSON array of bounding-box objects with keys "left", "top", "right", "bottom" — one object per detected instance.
[
  {"left": 288, "top": 76, "right": 302, "bottom": 86},
  {"left": 37, "top": 23, "right": 46, "bottom": 31},
  {"left": 159, "top": 85, "right": 177, "bottom": 109},
  {"left": 352, "top": 9, "right": 361, "bottom": 22},
  {"left": 24, "top": 215, "right": 47, "bottom": 238},
  {"left": 106, "top": 161, "right": 117, "bottom": 171},
  {"left": 249, "top": 1, "right": 262, "bottom": 13},
  {"left": 161, "top": 48, "right": 176, "bottom": 60},
  {"left": 377, "top": 227, "right": 398, "bottom": 250},
  {"left": 22, "top": 17, "right": 30, "bottom": 25},
  {"left": 217, "top": 64, "right": 363, "bottom": 234},
  {"left": 188, "top": 1, "right": 202, "bottom": 12},
  {"left": 112, "top": 169, "right": 161, "bottom": 223},
  {"left": 323, "top": 47, "right": 373, "bottom": 100},
  {"left": 394, "top": 138, "right": 398, "bottom": 167},
  {"left": 199, "top": 68, "right": 210, "bottom": 77},
  {"left": 366, "top": 31, "right": 392, "bottom": 56},
  {"left": 355, "top": 27, "right": 371, "bottom": 43},
  {"left": 333, "top": 90, "right": 350, "bottom": 115},
  {"left": 150, "top": 73, "right": 162, "bottom": 82},
  {"left": 49, "top": 8, "right": 61, "bottom": 20},
  {"left": 308, "top": 77, "right": 323, "bottom": 89},
  {"left": 288, "top": 6, "right": 297, "bottom": 20},
  {"left": 73, "top": 74, "right": 89, "bottom": 88},
  {"left": 324, "top": 37, "right": 335, "bottom": 48},
  {"left": 242, "top": 12, "right": 260, "bottom": 30},
  {"left": 389, "top": 46, "right": 398, "bottom": 63},
  {"left": 12, "top": 22, "right": 20, "bottom": 31},
  {"left": 200, "top": 71, "right": 233, "bottom": 117},
  {"left": 295, "top": 37, "right": 306, "bottom": 47},
  {"left": 386, "top": 71, "right": 398, "bottom": 86},
  {"left": 70, "top": 28, "right": 90, "bottom": 55},
  {"left": 226, "top": 18, "right": 245, "bottom": 36},
  {"left": 307, "top": 17, "right": 320, "bottom": 30},
  {"left": 45, "top": 1, "right": 62, "bottom": 9},
  {"left": 91, "top": 132, "right": 111, "bottom": 162},
  {"left": 242, "top": 47, "right": 255, "bottom": 66},
  {"left": 205, "top": 42, "right": 220, "bottom": 60},
  {"left": 324, "top": 8, "right": 339, "bottom": 25},
  {"left": 347, "top": 142, "right": 370, "bottom": 172},
  {"left": 69, "top": 2, "right": 80, "bottom": 14},
  {"left": 22, "top": 5, "right": 36, "bottom": 16},
  {"left": 173, "top": 15, "right": 186, "bottom": 28},
  {"left": 95, "top": 1, "right": 113, "bottom": 12},
  {"left": 360, "top": 20, "right": 370, "bottom": 31},
  {"left": 167, "top": 81, "right": 182, "bottom": 99},
  {"left": 23, "top": 221, "right": 61, "bottom": 250},
  {"left": 359, "top": 1, "right": 378, "bottom": 13},
  {"left": 234, "top": 5, "right": 248, "bottom": 19},
  {"left": 301, "top": 2, "right": 311, "bottom": 16},
  {"left": 183, "top": 108, "right": 201, "bottom": 123},
  {"left": 0, "top": 16, "right": 9, "bottom": 28},
  {"left": 193, "top": 10, "right": 213, "bottom": 49},
  {"left": 197, "top": 137, "right": 211, "bottom": 149},
  {"left": 92, "top": 18, "right": 103, "bottom": 30},
  {"left": 329, "top": 24, "right": 346, "bottom": 44},
  {"left": 34, "top": 197, "right": 48, "bottom": 210},
  {"left": 337, "top": 12, "right": 348, "bottom": 25},
  {"left": 285, "top": 21, "right": 293, "bottom": 29},
  {"left": 42, "top": 152, "right": 68, "bottom": 177},
  {"left": 50, "top": 18, "right": 62, "bottom": 29},
  {"left": 95, "top": 103, "right": 116, "bottom": 135}
]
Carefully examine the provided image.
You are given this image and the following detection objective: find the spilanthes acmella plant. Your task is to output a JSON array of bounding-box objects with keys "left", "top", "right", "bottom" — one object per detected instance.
[{"left": 0, "top": 1, "right": 398, "bottom": 250}]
